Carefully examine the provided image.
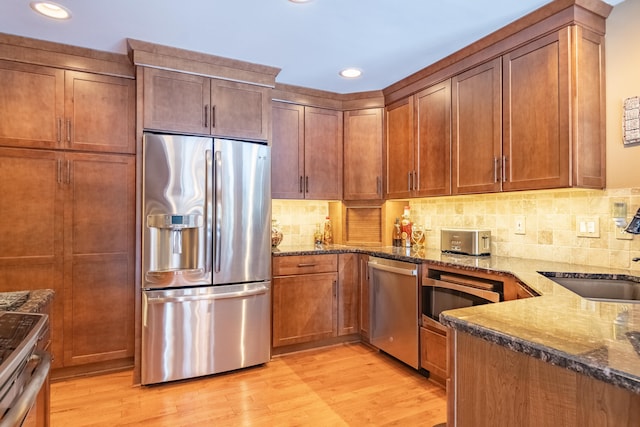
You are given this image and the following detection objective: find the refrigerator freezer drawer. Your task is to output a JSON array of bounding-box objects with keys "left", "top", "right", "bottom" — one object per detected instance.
[{"left": 141, "top": 282, "right": 271, "bottom": 385}]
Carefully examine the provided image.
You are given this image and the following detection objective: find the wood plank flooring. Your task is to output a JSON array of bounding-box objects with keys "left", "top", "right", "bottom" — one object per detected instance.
[{"left": 51, "top": 343, "right": 447, "bottom": 426}]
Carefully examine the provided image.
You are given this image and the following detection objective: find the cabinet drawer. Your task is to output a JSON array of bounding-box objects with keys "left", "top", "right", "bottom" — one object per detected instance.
[
  {"left": 273, "top": 254, "right": 338, "bottom": 276},
  {"left": 420, "top": 326, "right": 448, "bottom": 380}
]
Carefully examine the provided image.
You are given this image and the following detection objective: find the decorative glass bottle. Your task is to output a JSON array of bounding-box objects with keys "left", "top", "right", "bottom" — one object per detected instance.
[{"left": 271, "top": 219, "right": 283, "bottom": 248}]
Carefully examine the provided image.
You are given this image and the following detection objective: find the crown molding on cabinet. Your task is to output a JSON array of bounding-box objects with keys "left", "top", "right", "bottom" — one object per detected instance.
[
  {"left": 127, "top": 38, "right": 280, "bottom": 88},
  {"left": 273, "top": 82, "right": 384, "bottom": 111},
  {"left": 0, "top": 32, "right": 134, "bottom": 78},
  {"left": 382, "top": 0, "right": 613, "bottom": 104}
]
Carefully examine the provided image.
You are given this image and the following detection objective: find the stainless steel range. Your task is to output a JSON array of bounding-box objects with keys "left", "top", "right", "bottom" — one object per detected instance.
[{"left": 0, "top": 312, "right": 50, "bottom": 426}]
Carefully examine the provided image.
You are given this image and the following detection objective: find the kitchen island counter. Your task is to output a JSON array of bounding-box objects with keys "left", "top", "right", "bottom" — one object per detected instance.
[{"left": 274, "top": 245, "right": 640, "bottom": 394}]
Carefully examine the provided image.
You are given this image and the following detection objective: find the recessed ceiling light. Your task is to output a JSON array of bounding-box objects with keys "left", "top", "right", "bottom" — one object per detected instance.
[
  {"left": 30, "top": 1, "right": 72, "bottom": 20},
  {"left": 289, "top": 0, "right": 314, "bottom": 3},
  {"left": 339, "top": 68, "right": 362, "bottom": 79}
]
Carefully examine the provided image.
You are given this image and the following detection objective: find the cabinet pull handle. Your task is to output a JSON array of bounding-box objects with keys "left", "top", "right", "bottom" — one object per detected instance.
[
  {"left": 305, "top": 176, "right": 309, "bottom": 193},
  {"left": 494, "top": 157, "right": 499, "bottom": 183},
  {"left": 66, "top": 120, "right": 71, "bottom": 143},
  {"left": 299, "top": 176, "right": 303, "bottom": 193},
  {"left": 211, "top": 105, "right": 216, "bottom": 128},
  {"left": 376, "top": 176, "right": 381, "bottom": 196},
  {"left": 57, "top": 118, "right": 62, "bottom": 144},
  {"left": 407, "top": 172, "right": 412, "bottom": 192},
  {"left": 297, "top": 263, "right": 317, "bottom": 267},
  {"left": 502, "top": 155, "right": 507, "bottom": 182},
  {"left": 56, "top": 159, "right": 62, "bottom": 184},
  {"left": 333, "top": 280, "right": 337, "bottom": 297},
  {"left": 204, "top": 105, "right": 209, "bottom": 128},
  {"left": 413, "top": 170, "right": 417, "bottom": 191},
  {"left": 66, "top": 160, "right": 71, "bottom": 184}
]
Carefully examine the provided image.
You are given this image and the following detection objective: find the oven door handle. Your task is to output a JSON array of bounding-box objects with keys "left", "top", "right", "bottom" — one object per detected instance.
[
  {"left": 368, "top": 262, "right": 417, "bottom": 276},
  {"left": 425, "top": 278, "right": 500, "bottom": 303},
  {"left": 0, "top": 350, "right": 51, "bottom": 427}
]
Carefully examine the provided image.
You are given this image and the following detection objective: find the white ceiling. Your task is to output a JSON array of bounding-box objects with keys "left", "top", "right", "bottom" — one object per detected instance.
[{"left": 0, "top": 0, "right": 623, "bottom": 93}]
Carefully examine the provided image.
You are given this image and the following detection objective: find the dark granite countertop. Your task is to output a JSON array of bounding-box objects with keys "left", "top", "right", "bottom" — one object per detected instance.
[
  {"left": 273, "top": 244, "right": 640, "bottom": 394},
  {"left": 0, "top": 289, "right": 54, "bottom": 314}
]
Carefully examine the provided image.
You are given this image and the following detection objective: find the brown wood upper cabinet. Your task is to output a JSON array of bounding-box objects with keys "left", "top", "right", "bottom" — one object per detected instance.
[
  {"left": 386, "top": 80, "right": 452, "bottom": 199},
  {"left": 452, "top": 58, "right": 502, "bottom": 195},
  {"left": 453, "top": 26, "right": 605, "bottom": 194},
  {"left": 0, "top": 60, "right": 135, "bottom": 154},
  {"left": 271, "top": 101, "right": 343, "bottom": 200},
  {"left": 343, "top": 108, "right": 383, "bottom": 201},
  {"left": 142, "top": 67, "right": 270, "bottom": 141}
]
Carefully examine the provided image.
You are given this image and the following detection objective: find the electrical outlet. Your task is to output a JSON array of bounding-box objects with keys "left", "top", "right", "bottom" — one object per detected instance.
[
  {"left": 514, "top": 216, "right": 526, "bottom": 235},
  {"left": 615, "top": 225, "right": 633, "bottom": 240}
]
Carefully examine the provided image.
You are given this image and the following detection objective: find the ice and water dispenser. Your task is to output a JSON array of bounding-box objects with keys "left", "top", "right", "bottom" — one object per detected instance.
[{"left": 146, "top": 213, "right": 204, "bottom": 277}]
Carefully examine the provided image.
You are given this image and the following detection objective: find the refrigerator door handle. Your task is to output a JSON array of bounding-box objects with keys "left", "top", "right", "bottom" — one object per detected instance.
[
  {"left": 205, "top": 149, "right": 213, "bottom": 276},
  {"left": 145, "top": 285, "right": 270, "bottom": 304},
  {"left": 214, "top": 150, "right": 223, "bottom": 273}
]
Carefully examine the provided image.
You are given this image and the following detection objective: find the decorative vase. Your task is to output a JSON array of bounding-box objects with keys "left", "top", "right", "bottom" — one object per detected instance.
[{"left": 271, "top": 219, "right": 283, "bottom": 248}]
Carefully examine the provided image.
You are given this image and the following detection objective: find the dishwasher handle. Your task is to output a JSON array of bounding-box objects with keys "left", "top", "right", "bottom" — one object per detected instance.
[
  {"left": 368, "top": 261, "right": 417, "bottom": 276},
  {"left": 146, "top": 285, "right": 269, "bottom": 304}
]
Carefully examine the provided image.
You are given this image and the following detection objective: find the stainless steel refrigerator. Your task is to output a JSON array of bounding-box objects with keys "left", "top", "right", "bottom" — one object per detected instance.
[{"left": 141, "top": 132, "right": 271, "bottom": 385}]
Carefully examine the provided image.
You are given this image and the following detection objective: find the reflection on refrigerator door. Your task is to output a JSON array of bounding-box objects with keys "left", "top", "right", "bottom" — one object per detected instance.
[
  {"left": 141, "top": 133, "right": 271, "bottom": 385},
  {"left": 142, "top": 133, "right": 213, "bottom": 289}
]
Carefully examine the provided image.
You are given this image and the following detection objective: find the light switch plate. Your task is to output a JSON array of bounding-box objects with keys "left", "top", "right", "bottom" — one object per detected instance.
[{"left": 577, "top": 216, "right": 600, "bottom": 238}]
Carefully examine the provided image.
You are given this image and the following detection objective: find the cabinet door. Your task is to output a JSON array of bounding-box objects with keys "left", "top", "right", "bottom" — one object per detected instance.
[
  {"left": 452, "top": 58, "right": 502, "bottom": 195},
  {"left": 0, "top": 60, "right": 64, "bottom": 149},
  {"left": 572, "top": 26, "right": 606, "bottom": 189},
  {"left": 272, "top": 272, "right": 337, "bottom": 347},
  {"left": 415, "top": 80, "right": 452, "bottom": 197},
  {"left": 63, "top": 153, "right": 135, "bottom": 365},
  {"left": 338, "top": 253, "right": 359, "bottom": 336},
  {"left": 343, "top": 108, "right": 383, "bottom": 200},
  {"left": 358, "top": 254, "right": 370, "bottom": 339},
  {"left": 304, "top": 107, "right": 343, "bottom": 200},
  {"left": 271, "top": 101, "right": 304, "bottom": 199},
  {"left": 503, "top": 31, "right": 570, "bottom": 191},
  {"left": 143, "top": 67, "right": 210, "bottom": 134},
  {"left": 385, "top": 96, "right": 414, "bottom": 199},
  {"left": 0, "top": 148, "right": 64, "bottom": 368},
  {"left": 210, "top": 79, "right": 270, "bottom": 141},
  {"left": 420, "top": 327, "right": 448, "bottom": 382},
  {"left": 65, "top": 71, "right": 135, "bottom": 154}
]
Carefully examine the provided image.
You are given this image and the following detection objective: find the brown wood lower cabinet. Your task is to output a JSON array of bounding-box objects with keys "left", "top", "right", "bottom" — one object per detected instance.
[
  {"left": 272, "top": 254, "right": 359, "bottom": 352},
  {"left": 420, "top": 325, "right": 447, "bottom": 385},
  {"left": 449, "top": 330, "right": 640, "bottom": 427}
]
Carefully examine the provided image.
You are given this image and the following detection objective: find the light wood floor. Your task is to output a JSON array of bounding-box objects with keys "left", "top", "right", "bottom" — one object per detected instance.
[{"left": 51, "top": 343, "right": 447, "bottom": 426}]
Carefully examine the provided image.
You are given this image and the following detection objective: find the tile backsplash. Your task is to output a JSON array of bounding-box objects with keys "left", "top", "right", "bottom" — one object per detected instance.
[{"left": 273, "top": 188, "right": 640, "bottom": 271}]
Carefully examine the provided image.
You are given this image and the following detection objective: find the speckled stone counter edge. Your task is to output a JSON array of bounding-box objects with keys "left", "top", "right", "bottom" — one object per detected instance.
[
  {"left": 11, "top": 289, "right": 55, "bottom": 314},
  {"left": 439, "top": 313, "right": 640, "bottom": 395}
]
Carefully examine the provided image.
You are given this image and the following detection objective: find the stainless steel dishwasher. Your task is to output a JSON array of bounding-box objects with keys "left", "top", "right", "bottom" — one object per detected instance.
[{"left": 368, "top": 257, "right": 419, "bottom": 369}]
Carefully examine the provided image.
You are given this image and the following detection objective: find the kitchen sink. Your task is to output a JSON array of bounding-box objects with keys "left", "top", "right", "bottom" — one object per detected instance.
[{"left": 543, "top": 275, "right": 640, "bottom": 303}]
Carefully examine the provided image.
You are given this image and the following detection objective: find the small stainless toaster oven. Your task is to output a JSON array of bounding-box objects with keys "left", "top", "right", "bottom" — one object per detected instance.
[{"left": 441, "top": 228, "right": 491, "bottom": 256}]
